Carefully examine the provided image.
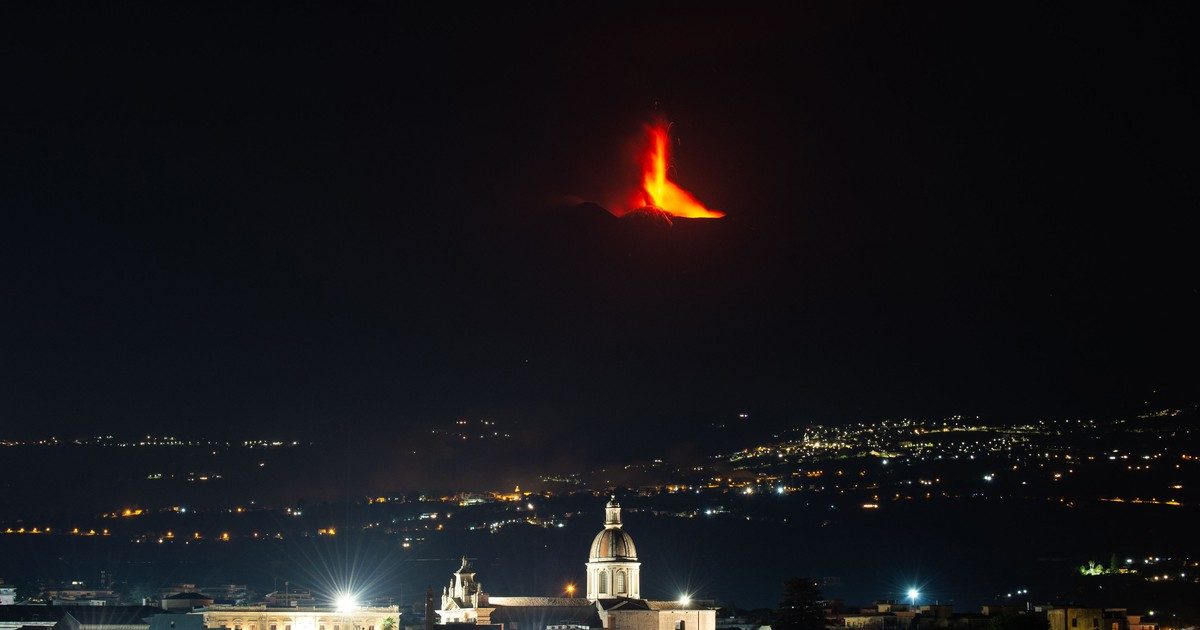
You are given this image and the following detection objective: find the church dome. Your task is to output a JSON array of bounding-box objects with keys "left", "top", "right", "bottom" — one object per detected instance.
[
  {"left": 589, "top": 527, "right": 638, "bottom": 561},
  {"left": 585, "top": 497, "right": 641, "bottom": 599},
  {"left": 588, "top": 496, "right": 637, "bottom": 561}
]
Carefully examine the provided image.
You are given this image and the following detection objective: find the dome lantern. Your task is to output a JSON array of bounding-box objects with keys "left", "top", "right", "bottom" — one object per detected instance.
[{"left": 604, "top": 496, "right": 622, "bottom": 528}]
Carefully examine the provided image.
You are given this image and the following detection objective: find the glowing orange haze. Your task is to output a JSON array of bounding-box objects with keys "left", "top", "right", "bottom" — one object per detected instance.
[{"left": 630, "top": 121, "right": 724, "bottom": 219}]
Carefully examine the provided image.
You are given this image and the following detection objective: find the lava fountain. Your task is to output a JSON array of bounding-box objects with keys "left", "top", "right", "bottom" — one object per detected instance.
[{"left": 627, "top": 120, "right": 724, "bottom": 220}]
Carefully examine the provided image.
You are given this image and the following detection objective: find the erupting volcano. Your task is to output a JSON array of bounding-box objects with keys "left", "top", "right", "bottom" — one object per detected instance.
[
  {"left": 628, "top": 120, "right": 724, "bottom": 220},
  {"left": 562, "top": 117, "right": 725, "bottom": 225}
]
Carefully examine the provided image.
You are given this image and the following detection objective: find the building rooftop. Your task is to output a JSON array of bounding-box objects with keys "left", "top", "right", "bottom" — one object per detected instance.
[
  {"left": 486, "top": 598, "right": 594, "bottom": 607},
  {"left": 595, "top": 598, "right": 715, "bottom": 611},
  {"left": 0, "top": 606, "right": 168, "bottom": 625},
  {"left": 488, "top": 604, "right": 600, "bottom": 628},
  {"left": 200, "top": 605, "right": 399, "bottom": 613}
]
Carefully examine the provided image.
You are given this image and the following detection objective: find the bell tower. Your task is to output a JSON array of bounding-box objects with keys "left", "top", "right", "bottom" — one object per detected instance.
[{"left": 442, "top": 556, "right": 485, "bottom": 608}]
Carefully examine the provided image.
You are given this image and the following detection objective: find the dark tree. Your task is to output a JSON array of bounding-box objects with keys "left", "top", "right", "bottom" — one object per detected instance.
[
  {"left": 123, "top": 583, "right": 157, "bottom": 606},
  {"left": 989, "top": 613, "right": 1049, "bottom": 630},
  {"left": 773, "top": 578, "right": 826, "bottom": 630}
]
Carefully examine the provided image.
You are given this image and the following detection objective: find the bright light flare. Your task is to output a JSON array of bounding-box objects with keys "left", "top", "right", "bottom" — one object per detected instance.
[
  {"left": 679, "top": 594, "right": 692, "bottom": 606},
  {"left": 630, "top": 121, "right": 723, "bottom": 220},
  {"left": 336, "top": 593, "right": 359, "bottom": 613},
  {"left": 907, "top": 588, "right": 919, "bottom": 605}
]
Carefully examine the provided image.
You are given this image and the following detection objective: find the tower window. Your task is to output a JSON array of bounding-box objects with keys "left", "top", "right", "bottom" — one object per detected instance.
[
  {"left": 676, "top": 621, "right": 685, "bottom": 630},
  {"left": 599, "top": 571, "right": 609, "bottom": 594},
  {"left": 616, "top": 571, "right": 626, "bottom": 594}
]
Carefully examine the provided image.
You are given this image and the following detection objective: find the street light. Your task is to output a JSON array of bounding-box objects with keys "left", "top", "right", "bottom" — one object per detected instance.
[
  {"left": 336, "top": 593, "right": 359, "bottom": 613},
  {"left": 907, "top": 588, "right": 919, "bottom": 607}
]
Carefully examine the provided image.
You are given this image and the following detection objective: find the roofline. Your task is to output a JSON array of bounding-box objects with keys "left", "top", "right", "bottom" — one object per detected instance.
[{"left": 198, "top": 606, "right": 400, "bottom": 613}]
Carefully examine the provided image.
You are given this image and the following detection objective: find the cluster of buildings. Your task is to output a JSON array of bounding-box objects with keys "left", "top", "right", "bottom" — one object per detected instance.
[
  {"left": 838, "top": 602, "right": 1164, "bottom": 630},
  {"left": 0, "top": 598, "right": 398, "bottom": 630},
  {"left": 10, "top": 583, "right": 255, "bottom": 609},
  {"left": 0, "top": 499, "right": 715, "bottom": 630},
  {"left": 0, "top": 500, "right": 1186, "bottom": 630},
  {"left": 1046, "top": 608, "right": 1159, "bottom": 630},
  {"left": 435, "top": 498, "right": 714, "bottom": 630}
]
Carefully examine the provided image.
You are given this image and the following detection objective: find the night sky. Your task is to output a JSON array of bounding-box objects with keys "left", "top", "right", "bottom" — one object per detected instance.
[{"left": 2, "top": 4, "right": 1197, "bottom": 461}]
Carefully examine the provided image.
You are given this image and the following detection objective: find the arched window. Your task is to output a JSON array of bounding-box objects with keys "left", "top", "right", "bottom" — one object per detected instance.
[
  {"left": 615, "top": 570, "right": 626, "bottom": 594},
  {"left": 599, "top": 570, "right": 609, "bottom": 594}
]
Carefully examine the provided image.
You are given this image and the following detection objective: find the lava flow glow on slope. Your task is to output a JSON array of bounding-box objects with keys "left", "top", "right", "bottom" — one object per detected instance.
[{"left": 631, "top": 120, "right": 724, "bottom": 219}]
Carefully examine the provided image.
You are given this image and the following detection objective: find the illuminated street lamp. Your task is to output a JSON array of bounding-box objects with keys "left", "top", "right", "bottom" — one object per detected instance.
[
  {"left": 565, "top": 584, "right": 576, "bottom": 596},
  {"left": 907, "top": 588, "right": 919, "bottom": 607}
]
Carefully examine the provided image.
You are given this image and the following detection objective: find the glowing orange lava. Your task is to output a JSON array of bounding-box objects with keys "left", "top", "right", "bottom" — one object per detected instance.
[{"left": 631, "top": 121, "right": 724, "bottom": 219}]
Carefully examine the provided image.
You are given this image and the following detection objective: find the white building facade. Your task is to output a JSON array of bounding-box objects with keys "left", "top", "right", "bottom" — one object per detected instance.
[{"left": 197, "top": 606, "right": 399, "bottom": 630}]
